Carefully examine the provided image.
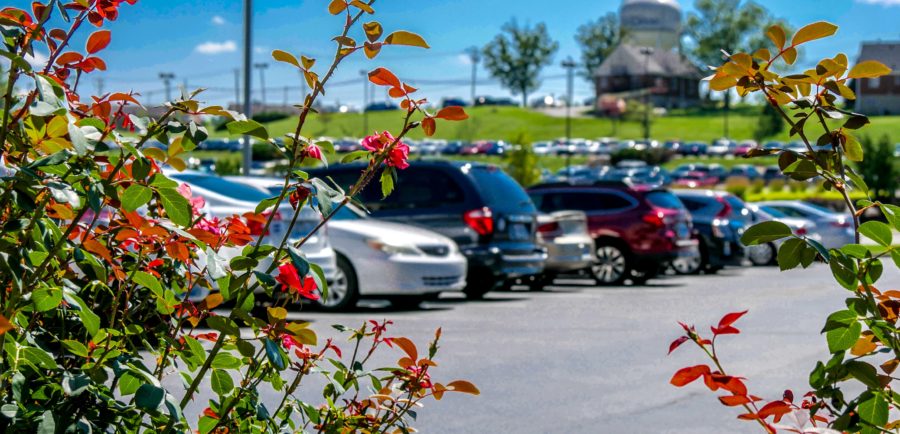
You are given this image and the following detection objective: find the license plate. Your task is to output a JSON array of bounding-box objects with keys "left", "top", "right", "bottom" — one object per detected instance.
[
  {"left": 675, "top": 222, "right": 690, "bottom": 239},
  {"left": 509, "top": 223, "right": 529, "bottom": 240}
]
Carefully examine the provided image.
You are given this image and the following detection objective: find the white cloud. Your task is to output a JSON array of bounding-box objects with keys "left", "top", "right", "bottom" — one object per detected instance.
[
  {"left": 195, "top": 40, "right": 237, "bottom": 55},
  {"left": 211, "top": 15, "right": 226, "bottom": 25},
  {"left": 24, "top": 51, "right": 48, "bottom": 68},
  {"left": 856, "top": 0, "right": 900, "bottom": 5}
]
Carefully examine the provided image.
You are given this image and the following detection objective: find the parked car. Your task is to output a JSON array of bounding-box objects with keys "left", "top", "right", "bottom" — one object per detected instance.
[
  {"left": 171, "top": 172, "right": 339, "bottom": 299},
  {"left": 733, "top": 140, "right": 758, "bottom": 157},
  {"left": 532, "top": 141, "right": 552, "bottom": 155},
  {"left": 679, "top": 142, "right": 708, "bottom": 156},
  {"left": 744, "top": 204, "right": 819, "bottom": 266},
  {"left": 763, "top": 141, "right": 784, "bottom": 150},
  {"left": 528, "top": 182, "right": 697, "bottom": 285},
  {"left": 753, "top": 201, "right": 854, "bottom": 249},
  {"left": 673, "top": 171, "right": 718, "bottom": 188},
  {"left": 708, "top": 139, "right": 736, "bottom": 156},
  {"left": 442, "top": 140, "right": 466, "bottom": 155},
  {"left": 309, "top": 162, "right": 546, "bottom": 299},
  {"left": 672, "top": 190, "right": 749, "bottom": 274},
  {"left": 365, "top": 102, "right": 398, "bottom": 111},
  {"left": 762, "top": 165, "right": 784, "bottom": 183},
  {"left": 334, "top": 138, "right": 361, "bottom": 153},
  {"left": 727, "top": 164, "right": 761, "bottom": 180},
  {"left": 531, "top": 211, "right": 595, "bottom": 288},
  {"left": 326, "top": 205, "right": 467, "bottom": 310}
]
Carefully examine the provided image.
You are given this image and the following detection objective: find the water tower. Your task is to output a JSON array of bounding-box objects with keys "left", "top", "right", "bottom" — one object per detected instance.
[{"left": 619, "top": 0, "right": 682, "bottom": 51}]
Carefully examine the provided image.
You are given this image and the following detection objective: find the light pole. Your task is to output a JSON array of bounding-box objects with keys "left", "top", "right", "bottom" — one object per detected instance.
[
  {"left": 158, "top": 72, "right": 175, "bottom": 102},
  {"left": 233, "top": 68, "right": 241, "bottom": 110},
  {"left": 465, "top": 46, "right": 481, "bottom": 104},
  {"left": 561, "top": 57, "right": 577, "bottom": 175},
  {"left": 360, "top": 69, "right": 369, "bottom": 136},
  {"left": 254, "top": 62, "right": 269, "bottom": 110},
  {"left": 241, "top": 0, "right": 252, "bottom": 176},
  {"left": 639, "top": 47, "right": 654, "bottom": 141}
]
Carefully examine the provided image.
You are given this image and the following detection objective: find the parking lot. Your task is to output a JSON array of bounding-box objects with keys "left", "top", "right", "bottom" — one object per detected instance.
[{"left": 181, "top": 264, "right": 896, "bottom": 433}]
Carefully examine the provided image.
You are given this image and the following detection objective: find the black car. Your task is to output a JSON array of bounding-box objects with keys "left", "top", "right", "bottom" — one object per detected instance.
[
  {"left": 308, "top": 161, "right": 545, "bottom": 298},
  {"left": 672, "top": 190, "right": 748, "bottom": 274}
]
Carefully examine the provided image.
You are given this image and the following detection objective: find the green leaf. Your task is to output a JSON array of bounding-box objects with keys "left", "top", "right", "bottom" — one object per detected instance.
[
  {"left": 226, "top": 120, "right": 268, "bottom": 140},
  {"left": 158, "top": 187, "right": 192, "bottom": 227},
  {"left": 309, "top": 262, "right": 328, "bottom": 302},
  {"left": 121, "top": 184, "right": 152, "bottom": 212},
  {"left": 857, "top": 393, "right": 888, "bottom": 426},
  {"left": 892, "top": 250, "right": 900, "bottom": 269},
  {"left": 37, "top": 411, "right": 55, "bottom": 434},
  {"left": 206, "top": 316, "right": 240, "bottom": 337},
  {"left": 288, "top": 246, "right": 310, "bottom": 277},
  {"left": 830, "top": 253, "right": 858, "bottom": 290},
  {"left": 135, "top": 384, "right": 165, "bottom": 411},
  {"left": 843, "top": 134, "right": 863, "bottom": 162},
  {"left": 211, "top": 369, "right": 234, "bottom": 396},
  {"left": 62, "top": 372, "right": 91, "bottom": 396},
  {"left": 845, "top": 361, "right": 880, "bottom": 389},
  {"left": 211, "top": 353, "right": 241, "bottom": 370},
  {"left": 826, "top": 320, "right": 861, "bottom": 353},
  {"left": 777, "top": 238, "right": 805, "bottom": 271},
  {"left": 882, "top": 204, "right": 900, "bottom": 231},
  {"left": 229, "top": 255, "right": 258, "bottom": 270},
  {"left": 133, "top": 271, "right": 163, "bottom": 297},
  {"left": 380, "top": 166, "right": 395, "bottom": 198},
  {"left": 32, "top": 288, "right": 62, "bottom": 312},
  {"left": 341, "top": 150, "right": 369, "bottom": 164},
  {"left": 783, "top": 159, "right": 818, "bottom": 180},
  {"left": 118, "top": 371, "right": 142, "bottom": 396},
  {"left": 859, "top": 221, "right": 892, "bottom": 247},
  {"left": 22, "top": 346, "right": 58, "bottom": 369},
  {"left": 264, "top": 338, "right": 287, "bottom": 371},
  {"left": 254, "top": 196, "right": 280, "bottom": 214},
  {"left": 740, "top": 221, "right": 793, "bottom": 246}
]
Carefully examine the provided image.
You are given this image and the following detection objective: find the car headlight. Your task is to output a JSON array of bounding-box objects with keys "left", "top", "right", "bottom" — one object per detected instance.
[{"left": 366, "top": 239, "right": 423, "bottom": 256}]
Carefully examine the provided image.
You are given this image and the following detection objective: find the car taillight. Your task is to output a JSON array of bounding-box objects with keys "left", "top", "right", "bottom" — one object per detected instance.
[
  {"left": 537, "top": 221, "right": 560, "bottom": 233},
  {"left": 642, "top": 210, "right": 666, "bottom": 228},
  {"left": 715, "top": 197, "right": 733, "bottom": 218},
  {"left": 464, "top": 208, "right": 493, "bottom": 236}
]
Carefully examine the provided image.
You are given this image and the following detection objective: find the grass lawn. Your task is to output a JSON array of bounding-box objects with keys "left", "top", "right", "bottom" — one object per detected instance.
[{"left": 209, "top": 105, "right": 899, "bottom": 144}]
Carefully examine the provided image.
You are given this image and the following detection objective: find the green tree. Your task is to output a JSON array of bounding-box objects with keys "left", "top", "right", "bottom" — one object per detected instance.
[
  {"left": 482, "top": 20, "right": 559, "bottom": 107},
  {"left": 574, "top": 13, "right": 619, "bottom": 90},
  {"left": 504, "top": 132, "right": 541, "bottom": 186},
  {"left": 857, "top": 135, "right": 899, "bottom": 203},
  {"left": 752, "top": 102, "right": 784, "bottom": 142}
]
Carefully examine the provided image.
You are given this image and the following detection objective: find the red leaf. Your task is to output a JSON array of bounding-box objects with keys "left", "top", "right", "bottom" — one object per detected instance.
[
  {"left": 387, "top": 87, "right": 406, "bottom": 98},
  {"left": 391, "top": 336, "right": 418, "bottom": 361},
  {"left": 55, "top": 51, "right": 82, "bottom": 65},
  {"left": 368, "top": 67, "right": 401, "bottom": 88},
  {"left": 717, "top": 310, "right": 748, "bottom": 329},
  {"left": 668, "top": 336, "right": 689, "bottom": 355},
  {"left": 737, "top": 413, "right": 759, "bottom": 420},
  {"left": 435, "top": 106, "right": 468, "bottom": 121},
  {"left": 710, "top": 325, "right": 740, "bottom": 336},
  {"left": 421, "top": 117, "right": 436, "bottom": 136},
  {"left": 758, "top": 401, "right": 792, "bottom": 423},
  {"left": 86, "top": 29, "right": 111, "bottom": 54},
  {"left": 703, "top": 373, "right": 747, "bottom": 396},
  {"left": 670, "top": 365, "right": 710, "bottom": 387},
  {"left": 719, "top": 395, "right": 753, "bottom": 407}
]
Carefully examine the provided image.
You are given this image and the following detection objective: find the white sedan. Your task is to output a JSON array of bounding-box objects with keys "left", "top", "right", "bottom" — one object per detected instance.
[{"left": 227, "top": 177, "right": 467, "bottom": 310}]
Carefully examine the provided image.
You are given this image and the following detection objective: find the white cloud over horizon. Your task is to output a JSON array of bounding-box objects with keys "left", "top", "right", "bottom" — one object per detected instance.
[
  {"left": 195, "top": 40, "right": 237, "bottom": 55},
  {"left": 25, "top": 51, "right": 48, "bottom": 68},
  {"left": 856, "top": 0, "right": 900, "bottom": 5},
  {"left": 211, "top": 15, "right": 226, "bottom": 25}
]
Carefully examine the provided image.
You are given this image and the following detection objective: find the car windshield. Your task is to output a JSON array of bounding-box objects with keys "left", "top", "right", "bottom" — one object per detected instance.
[
  {"left": 645, "top": 191, "right": 685, "bottom": 210},
  {"left": 757, "top": 205, "right": 787, "bottom": 218},
  {"left": 170, "top": 174, "right": 271, "bottom": 202},
  {"left": 468, "top": 166, "right": 535, "bottom": 212},
  {"left": 801, "top": 202, "right": 839, "bottom": 215}
]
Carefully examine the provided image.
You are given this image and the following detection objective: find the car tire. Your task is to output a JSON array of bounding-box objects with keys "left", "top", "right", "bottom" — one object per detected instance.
[
  {"left": 591, "top": 241, "right": 630, "bottom": 286},
  {"left": 672, "top": 256, "right": 703, "bottom": 275},
  {"left": 315, "top": 254, "right": 359, "bottom": 312},
  {"left": 748, "top": 242, "right": 776, "bottom": 266},
  {"left": 527, "top": 274, "right": 554, "bottom": 291},
  {"left": 388, "top": 296, "right": 425, "bottom": 310},
  {"left": 464, "top": 274, "right": 498, "bottom": 299}
]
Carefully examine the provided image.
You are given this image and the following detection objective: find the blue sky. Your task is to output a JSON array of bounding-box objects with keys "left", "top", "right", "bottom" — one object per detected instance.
[{"left": 17, "top": 0, "right": 900, "bottom": 108}]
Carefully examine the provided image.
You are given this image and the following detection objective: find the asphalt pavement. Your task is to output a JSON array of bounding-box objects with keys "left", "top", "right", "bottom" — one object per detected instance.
[{"left": 182, "top": 264, "right": 898, "bottom": 433}]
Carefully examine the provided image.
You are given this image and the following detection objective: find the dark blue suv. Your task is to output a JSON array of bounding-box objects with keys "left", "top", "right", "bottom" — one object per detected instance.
[{"left": 308, "top": 161, "right": 545, "bottom": 298}]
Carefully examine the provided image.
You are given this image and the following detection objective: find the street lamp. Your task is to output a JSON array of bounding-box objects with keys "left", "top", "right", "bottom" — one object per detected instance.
[
  {"left": 639, "top": 47, "right": 654, "bottom": 142},
  {"left": 561, "top": 57, "right": 577, "bottom": 176},
  {"left": 241, "top": 0, "right": 252, "bottom": 176}
]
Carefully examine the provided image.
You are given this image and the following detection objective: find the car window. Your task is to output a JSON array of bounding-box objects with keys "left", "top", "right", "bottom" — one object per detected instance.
[
  {"left": 363, "top": 168, "right": 466, "bottom": 211},
  {"left": 468, "top": 166, "right": 535, "bottom": 212},
  {"left": 538, "top": 191, "right": 633, "bottom": 213},
  {"left": 645, "top": 191, "right": 685, "bottom": 210},
  {"left": 170, "top": 174, "right": 270, "bottom": 202},
  {"left": 724, "top": 195, "right": 749, "bottom": 216},
  {"left": 679, "top": 197, "right": 706, "bottom": 212},
  {"left": 768, "top": 206, "right": 809, "bottom": 218}
]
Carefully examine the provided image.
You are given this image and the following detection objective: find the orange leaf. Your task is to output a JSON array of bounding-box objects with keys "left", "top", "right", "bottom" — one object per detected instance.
[
  {"left": 391, "top": 336, "right": 417, "bottom": 360},
  {"left": 55, "top": 51, "right": 83, "bottom": 65},
  {"left": 670, "top": 365, "right": 710, "bottom": 387},
  {"left": 719, "top": 395, "right": 755, "bottom": 407},
  {"left": 435, "top": 106, "right": 468, "bottom": 121},
  {"left": 446, "top": 380, "right": 480, "bottom": 395},
  {"left": 388, "top": 87, "right": 406, "bottom": 98},
  {"left": 421, "top": 117, "right": 436, "bottom": 136},
  {"left": 327, "top": 0, "right": 346, "bottom": 15},
  {"left": 83, "top": 238, "right": 113, "bottom": 263},
  {"left": 0, "top": 315, "right": 13, "bottom": 335},
  {"left": 368, "top": 67, "right": 401, "bottom": 88},
  {"left": 201, "top": 293, "right": 224, "bottom": 311},
  {"left": 86, "top": 29, "right": 111, "bottom": 54}
]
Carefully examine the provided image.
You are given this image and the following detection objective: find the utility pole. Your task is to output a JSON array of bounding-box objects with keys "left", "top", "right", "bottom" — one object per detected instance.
[
  {"left": 561, "top": 57, "right": 577, "bottom": 175},
  {"left": 233, "top": 68, "right": 241, "bottom": 110},
  {"left": 241, "top": 0, "right": 252, "bottom": 176},
  {"left": 465, "top": 46, "right": 481, "bottom": 104},
  {"left": 158, "top": 72, "right": 175, "bottom": 102},
  {"left": 639, "top": 47, "right": 654, "bottom": 141},
  {"left": 360, "top": 69, "right": 369, "bottom": 136},
  {"left": 254, "top": 62, "right": 269, "bottom": 110},
  {"left": 95, "top": 77, "right": 104, "bottom": 95}
]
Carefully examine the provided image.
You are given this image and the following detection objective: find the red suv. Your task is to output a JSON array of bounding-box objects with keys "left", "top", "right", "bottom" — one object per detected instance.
[{"left": 528, "top": 182, "right": 698, "bottom": 285}]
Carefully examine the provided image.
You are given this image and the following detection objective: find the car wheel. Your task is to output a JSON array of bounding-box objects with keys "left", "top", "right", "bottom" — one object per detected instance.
[
  {"left": 315, "top": 255, "right": 359, "bottom": 312},
  {"left": 388, "top": 296, "right": 425, "bottom": 310},
  {"left": 748, "top": 242, "right": 776, "bottom": 266},
  {"left": 591, "top": 243, "right": 630, "bottom": 285},
  {"left": 464, "top": 275, "right": 499, "bottom": 299},
  {"left": 527, "top": 274, "right": 554, "bottom": 291},
  {"left": 672, "top": 256, "right": 703, "bottom": 275}
]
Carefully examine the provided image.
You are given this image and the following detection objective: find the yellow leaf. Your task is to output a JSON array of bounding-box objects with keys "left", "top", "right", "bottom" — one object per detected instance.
[
  {"left": 708, "top": 74, "right": 737, "bottom": 91},
  {"left": 50, "top": 203, "right": 74, "bottom": 220},
  {"left": 363, "top": 21, "right": 383, "bottom": 43},
  {"left": 168, "top": 136, "right": 184, "bottom": 157},
  {"left": 446, "top": 380, "right": 480, "bottom": 395},
  {"left": 327, "top": 0, "right": 346, "bottom": 15},
  {"left": 847, "top": 60, "right": 891, "bottom": 79},
  {"left": 167, "top": 156, "right": 186, "bottom": 171},
  {"left": 833, "top": 53, "right": 848, "bottom": 68},
  {"left": 731, "top": 53, "right": 752, "bottom": 69},
  {"left": 790, "top": 21, "right": 837, "bottom": 47},
  {"left": 363, "top": 42, "right": 381, "bottom": 59},
  {"left": 766, "top": 25, "right": 786, "bottom": 50},
  {"left": 203, "top": 293, "right": 224, "bottom": 310},
  {"left": 47, "top": 116, "right": 68, "bottom": 138},
  {"left": 850, "top": 333, "right": 877, "bottom": 356},
  {"left": 144, "top": 147, "right": 167, "bottom": 162},
  {"left": 782, "top": 47, "right": 798, "bottom": 65},
  {"left": 293, "top": 328, "right": 317, "bottom": 346},
  {"left": 272, "top": 49, "right": 300, "bottom": 68},
  {"left": 0, "top": 315, "right": 13, "bottom": 335},
  {"left": 752, "top": 48, "right": 770, "bottom": 61},
  {"left": 267, "top": 306, "right": 287, "bottom": 322},
  {"left": 383, "top": 31, "right": 429, "bottom": 49},
  {"left": 350, "top": 0, "right": 374, "bottom": 14},
  {"left": 300, "top": 55, "right": 315, "bottom": 70},
  {"left": 332, "top": 36, "right": 356, "bottom": 47}
]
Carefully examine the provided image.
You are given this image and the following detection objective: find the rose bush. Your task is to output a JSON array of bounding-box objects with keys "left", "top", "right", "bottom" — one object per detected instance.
[
  {"left": 0, "top": 1, "right": 477, "bottom": 432},
  {"left": 669, "top": 22, "right": 898, "bottom": 433}
]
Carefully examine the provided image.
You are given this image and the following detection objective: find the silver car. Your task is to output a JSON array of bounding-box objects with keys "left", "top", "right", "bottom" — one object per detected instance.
[
  {"left": 753, "top": 200, "right": 854, "bottom": 250},
  {"left": 532, "top": 210, "right": 595, "bottom": 288},
  {"left": 745, "top": 204, "right": 820, "bottom": 266}
]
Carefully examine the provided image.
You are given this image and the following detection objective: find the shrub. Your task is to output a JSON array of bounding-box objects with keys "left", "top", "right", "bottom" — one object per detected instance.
[
  {"left": 767, "top": 178, "right": 785, "bottom": 192},
  {"left": 0, "top": 2, "right": 476, "bottom": 432},
  {"left": 252, "top": 111, "right": 291, "bottom": 124},
  {"left": 749, "top": 178, "right": 765, "bottom": 194},
  {"left": 669, "top": 21, "right": 900, "bottom": 433},
  {"left": 787, "top": 179, "right": 807, "bottom": 193},
  {"left": 724, "top": 176, "right": 751, "bottom": 199}
]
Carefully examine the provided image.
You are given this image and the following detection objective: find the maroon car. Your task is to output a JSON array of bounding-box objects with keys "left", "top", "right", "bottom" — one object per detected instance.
[{"left": 528, "top": 182, "right": 698, "bottom": 285}]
